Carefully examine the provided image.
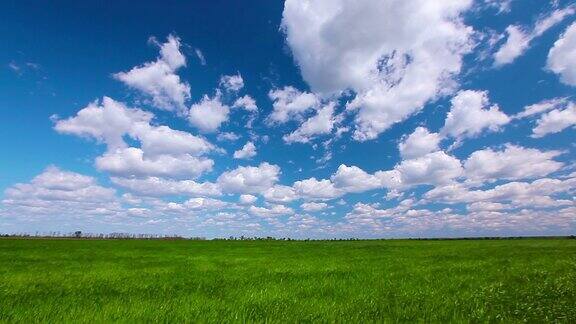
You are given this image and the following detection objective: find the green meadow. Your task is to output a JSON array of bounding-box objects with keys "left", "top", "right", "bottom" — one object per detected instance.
[{"left": 1, "top": 238, "right": 575, "bottom": 322}]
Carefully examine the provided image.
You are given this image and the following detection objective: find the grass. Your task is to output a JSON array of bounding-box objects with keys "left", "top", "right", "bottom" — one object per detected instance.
[{"left": 0, "top": 238, "right": 575, "bottom": 322}]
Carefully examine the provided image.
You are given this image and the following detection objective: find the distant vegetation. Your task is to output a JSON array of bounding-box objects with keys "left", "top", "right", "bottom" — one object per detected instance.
[
  {"left": 1, "top": 238, "right": 575, "bottom": 322},
  {"left": 2, "top": 231, "right": 574, "bottom": 241}
]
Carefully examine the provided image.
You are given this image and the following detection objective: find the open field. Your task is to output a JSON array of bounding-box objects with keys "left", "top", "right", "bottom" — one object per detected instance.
[{"left": 1, "top": 238, "right": 575, "bottom": 322}]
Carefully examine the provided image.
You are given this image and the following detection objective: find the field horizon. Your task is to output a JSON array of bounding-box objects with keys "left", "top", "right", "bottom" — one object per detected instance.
[{"left": 2, "top": 231, "right": 575, "bottom": 241}]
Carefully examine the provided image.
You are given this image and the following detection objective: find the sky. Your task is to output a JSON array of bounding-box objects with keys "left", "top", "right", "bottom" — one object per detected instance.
[{"left": 1, "top": 0, "right": 575, "bottom": 238}]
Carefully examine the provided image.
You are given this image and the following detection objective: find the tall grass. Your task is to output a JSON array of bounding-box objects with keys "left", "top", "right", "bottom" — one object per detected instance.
[{"left": 0, "top": 238, "right": 575, "bottom": 322}]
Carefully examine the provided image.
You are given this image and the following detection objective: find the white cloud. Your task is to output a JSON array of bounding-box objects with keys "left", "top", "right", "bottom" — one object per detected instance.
[
  {"left": 188, "top": 94, "right": 230, "bottom": 133},
  {"left": 54, "top": 97, "right": 153, "bottom": 150},
  {"left": 267, "top": 86, "right": 319, "bottom": 124},
  {"left": 233, "top": 141, "right": 257, "bottom": 159},
  {"left": 425, "top": 175, "right": 576, "bottom": 210},
  {"left": 135, "top": 125, "right": 214, "bottom": 157},
  {"left": 441, "top": 90, "right": 510, "bottom": 141},
  {"left": 283, "top": 102, "right": 338, "bottom": 143},
  {"left": 343, "top": 202, "right": 414, "bottom": 230},
  {"left": 331, "top": 165, "right": 381, "bottom": 193},
  {"left": 293, "top": 178, "right": 342, "bottom": 200},
  {"left": 282, "top": 0, "right": 475, "bottom": 141},
  {"left": 54, "top": 97, "right": 217, "bottom": 179},
  {"left": 493, "top": 26, "right": 531, "bottom": 66},
  {"left": 5, "top": 166, "right": 114, "bottom": 202},
  {"left": 216, "top": 163, "right": 280, "bottom": 194},
  {"left": 464, "top": 144, "right": 564, "bottom": 184},
  {"left": 248, "top": 204, "right": 294, "bottom": 218},
  {"left": 288, "top": 150, "right": 463, "bottom": 199},
  {"left": 219, "top": 73, "right": 244, "bottom": 92},
  {"left": 533, "top": 6, "right": 575, "bottom": 36},
  {"left": 54, "top": 97, "right": 215, "bottom": 156},
  {"left": 484, "top": 0, "right": 513, "bottom": 14},
  {"left": 398, "top": 127, "right": 441, "bottom": 159},
  {"left": 514, "top": 97, "right": 569, "bottom": 119},
  {"left": 2, "top": 166, "right": 120, "bottom": 216},
  {"left": 532, "top": 102, "right": 576, "bottom": 137},
  {"left": 113, "top": 34, "right": 191, "bottom": 112},
  {"left": 467, "top": 201, "right": 508, "bottom": 212},
  {"left": 110, "top": 177, "right": 221, "bottom": 197},
  {"left": 547, "top": 22, "right": 576, "bottom": 86},
  {"left": 8, "top": 61, "right": 20, "bottom": 73},
  {"left": 217, "top": 132, "right": 241, "bottom": 142},
  {"left": 300, "top": 152, "right": 461, "bottom": 195},
  {"left": 263, "top": 185, "right": 297, "bottom": 203},
  {"left": 494, "top": 6, "right": 575, "bottom": 66},
  {"left": 183, "top": 197, "right": 229, "bottom": 211},
  {"left": 239, "top": 194, "right": 257, "bottom": 205},
  {"left": 343, "top": 198, "right": 576, "bottom": 235},
  {"left": 301, "top": 202, "right": 328, "bottom": 212},
  {"left": 194, "top": 48, "right": 206, "bottom": 66},
  {"left": 393, "top": 151, "right": 463, "bottom": 187},
  {"left": 96, "top": 147, "right": 213, "bottom": 179},
  {"left": 233, "top": 95, "right": 258, "bottom": 112}
]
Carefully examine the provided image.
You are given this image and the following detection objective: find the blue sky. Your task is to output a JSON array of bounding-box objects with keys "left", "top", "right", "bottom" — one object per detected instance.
[{"left": 1, "top": 0, "right": 575, "bottom": 238}]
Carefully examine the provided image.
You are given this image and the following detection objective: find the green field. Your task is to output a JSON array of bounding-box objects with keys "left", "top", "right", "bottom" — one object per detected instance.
[{"left": 1, "top": 238, "right": 575, "bottom": 322}]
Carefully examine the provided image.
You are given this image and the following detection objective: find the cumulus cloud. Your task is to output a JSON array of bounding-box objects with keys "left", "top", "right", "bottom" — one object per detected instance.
[
  {"left": 289, "top": 149, "right": 463, "bottom": 200},
  {"left": 298, "top": 151, "right": 462, "bottom": 195},
  {"left": 494, "top": 6, "right": 575, "bottom": 66},
  {"left": 233, "top": 141, "right": 257, "bottom": 159},
  {"left": 216, "top": 163, "right": 280, "bottom": 194},
  {"left": 188, "top": 94, "right": 230, "bottom": 133},
  {"left": 493, "top": 26, "right": 531, "bottom": 66},
  {"left": 54, "top": 97, "right": 153, "bottom": 150},
  {"left": 217, "top": 132, "right": 241, "bottom": 142},
  {"left": 5, "top": 166, "right": 115, "bottom": 202},
  {"left": 263, "top": 185, "right": 297, "bottom": 203},
  {"left": 96, "top": 147, "right": 214, "bottom": 179},
  {"left": 532, "top": 102, "right": 576, "bottom": 137},
  {"left": 467, "top": 201, "right": 509, "bottom": 212},
  {"left": 514, "top": 97, "right": 569, "bottom": 119},
  {"left": 233, "top": 95, "right": 258, "bottom": 112},
  {"left": 344, "top": 199, "right": 576, "bottom": 236},
  {"left": 54, "top": 97, "right": 217, "bottom": 179},
  {"left": 283, "top": 137, "right": 560, "bottom": 203},
  {"left": 398, "top": 127, "right": 441, "bottom": 160},
  {"left": 283, "top": 102, "right": 339, "bottom": 143},
  {"left": 135, "top": 125, "right": 215, "bottom": 157},
  {"left": 441, "top": 90, "right": 510, "bottom": 141},
  {"left": 110, "top": 177, "right": 221, "bottom": 197},
  {"left": 547, "top": 22, "right": 576, "bottom": 86},
  {"left": 239, "top": 194, "right": 257, "bottom": 205},
  {"left": 267, "top": 86, "right": 319, "bottom": 124},
  {"left": 219, "top": 73, "right": 244, "bottom": 92},
  {"left": 2, "top": 166, "right": 120, "bottom": 216},
  {"left": 464, "top": 144, "right": 564, "bottom": 184},
  {"left": 249, "top": 204, "right": 294, "bottom": 218},
  {"left": 282, "top": 0, "right": 475, "bottom": 140},
  {"left": 183, "top": 197, "right": 229, "bottom": 211},
  {"left": 113, "top": 34, "right": 191, "bottom": 112},
  {"left": 392, "top": 151, "right": 463, "bottom": 187},
  {"left": 331, "top": 165, "right": 381, "bottom": 193},
  {"left": 293, "top": 178, "right": 342, "bottom": 200},
  {"left": 425, "top": 175, "right": 576, "bottom": 210},
  {"left": 55, "top": 97, "right": 215, "bottom": 156},
  {"left": 301, "top": 202, "right": 328, "bottom": 212}
]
